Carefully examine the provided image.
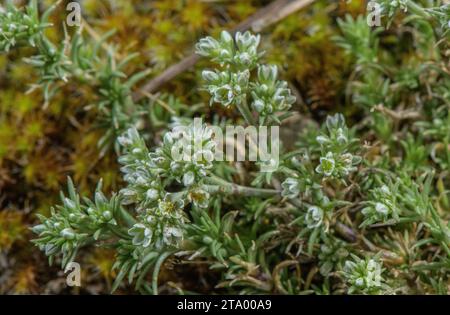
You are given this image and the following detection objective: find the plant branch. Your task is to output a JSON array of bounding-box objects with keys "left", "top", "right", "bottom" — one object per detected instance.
[{"left": 206, "top": 175, "right": 281, "bottom": 197}]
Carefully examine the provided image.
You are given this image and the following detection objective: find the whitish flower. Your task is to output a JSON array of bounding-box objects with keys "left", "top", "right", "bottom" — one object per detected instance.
[
  {"left": 146, "top": 188, "right": 159, "bottom": 201},
  {"left": 316, "top": 152, "right": 336, "bottom": 177},
  {"left": 305, "top": 206, "right": 324, "bottom": 229},
  {"left": 250, "top": 65, "right": 296, "bottom": 116},
  {"left": 167, "top": 119, "right": 216, "bottom": 181},
  {"left": 375, "top": 202, "right": 389, "bottom": 215},
  {"left": 128, "top": 196, "right": 187, "bottom": 250},
  {"left": 188, "top": 188, "right": 210, "bottom": 209},
  {"left": 361, "top": 184, "right": 400, "bottom": 227},
  {"left": 281, "top": 177, "right": 300, "bottom": 199},
  {"left": 343, "top": 255, "right": 385, "bottom": 294},
  {"left": 128, "top": 223, "right": 152, "bottom": 247},
  {"left": 234, "top": 31, "right": 261, "bottom": 68},
  {"left": 203, "top": 69, "right": 249, "bottom": 107},
  {"left": 195, "top": 31, "right": 234, "bottom": 64}
]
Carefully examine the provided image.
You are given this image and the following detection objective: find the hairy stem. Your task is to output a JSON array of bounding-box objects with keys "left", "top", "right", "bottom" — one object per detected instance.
[
  {"left": 206, "top": 175, "right": 280, "bottom": 197},
  {"left": 236, "top": 99, "right": 256, "bottom": 125}
]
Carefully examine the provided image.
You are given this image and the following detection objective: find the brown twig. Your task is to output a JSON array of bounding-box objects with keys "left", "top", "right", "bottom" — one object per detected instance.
[
  {"left": 132, "top": 0, "right": 316, "bottom": 101},
  {"left": 372, "top": 104, "right": 422, "bottom": 121}
]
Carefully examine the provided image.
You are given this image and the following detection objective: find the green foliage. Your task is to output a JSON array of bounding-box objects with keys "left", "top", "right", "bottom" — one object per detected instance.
[
  {"left": 32, "top": 178, "right": 121, "bottom": 268},
  {"left": 1, "top": 0, "right": 449, "bottom": 295},
  {"left": 0, "top": 0, "right": 54, "bottom": 51}
]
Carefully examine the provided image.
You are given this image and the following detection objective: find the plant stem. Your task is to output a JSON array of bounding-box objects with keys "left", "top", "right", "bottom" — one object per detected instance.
[
  {"left": 152, "top": 251, "right": 174, "bottom": 295},
  {"left": 236, "top": 99, "right": 256, "bottom": 125},
  {"left": 407, "top": 1, "right": 430, "bottom": 19},
  {"left": 206, "top": 175, "right": 280, "bottom": 197}
]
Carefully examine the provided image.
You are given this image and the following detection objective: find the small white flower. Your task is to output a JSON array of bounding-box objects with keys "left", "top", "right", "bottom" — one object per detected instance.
[
  {"left": 336, "top": 128, "right": 347, "bottom": 144},
  {"left": 305, "top": 206, "right": 324, "bottom": 229},
  {"left": 60, "top": 228, "right": 76, "bottom": 240},
  {"left": 183, "top": 171, "right": 195, "bottom": 186},
  {"left": 146, "top": 189, "right": 159, "bottom": 201},
  {"left": 316, "top": 152, "right": 335, "bottom": 177},
  {"left": 281, "top": 177, "right": 300, "bottom": 199},
  {"left": 380, "top": 185, "right": 390, "bottom": 194},
  {"left": 375, "top": 202, "right": 389, "bottom": 215},
  {"left": 316, "top": 135, "right": 329, "bottom": 145}
]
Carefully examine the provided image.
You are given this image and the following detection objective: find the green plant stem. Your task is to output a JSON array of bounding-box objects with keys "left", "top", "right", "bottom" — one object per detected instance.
[
  {"left": 106, "top": 224, "right": 131, "bottom": 239},
  {"left": 152, "top": 251, "right": 174, "bottom": 295},
  {"left": 206, "top": 175, "right": 280, "bottom": 197},
  {"left": 236, "top": 99, "right": 256, "bottom": 125},
  {"left": 407, "top": 1, "right": 431, "bottom": 19}
]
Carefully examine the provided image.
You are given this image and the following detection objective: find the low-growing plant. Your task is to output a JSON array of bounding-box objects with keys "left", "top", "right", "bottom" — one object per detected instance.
[{"left": 2, "top": 0, "right": 449, "bottom": 295}]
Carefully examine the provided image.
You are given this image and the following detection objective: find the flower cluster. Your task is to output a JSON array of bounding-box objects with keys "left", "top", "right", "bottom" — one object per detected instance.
[
  {"left": 315, "top": 114, "right": 361, "bottom": 179},
  {"left": 197, "top": 30, "right": 260, "bottom": 109},
  {"left": 196, "top": 30, "right": 261, "bottom": 69},
  {"left": 117, "top": 120, "right": 217, "bottom": 250},
  {"left": 280, "top": 114, "right": 361, "bottom": 207},
  {"left": 128, "top": 197, "right": 186, "bottom": 249},
  {"left": 250, "top": 65, "right": 296, "bottom": 116},
  {"left": 342, "top": 254, "right": 386, "bottom": 294},
  {"left": 119, "top": 120, "right": 216, "bottom": 193},
  {"left": 197, "top": 30, "right": 294, "bottom": 124},
  {"left": 202, "top": 69, "right": 249, "bottom": 107},
  {"left": 361, "top": 184, "right": 400, "bottom": 227},
  {"left": 33, "top": 120, "right": 218, "bottom": 269}
]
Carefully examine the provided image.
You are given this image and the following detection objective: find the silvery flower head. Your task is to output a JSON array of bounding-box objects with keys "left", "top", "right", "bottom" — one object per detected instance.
[
  {"left": 251, "top": 65, "right": 296, "bottom": 116},
  {"left": 361, "top": 184, "right": 400, "bottom": 227},
  {"left": 316, "top": 152, "right": 336, "bottom": 177},
  {"left": 316, "top": 151, "right": 360, "bottom": 179},
  {"left": 128, "top": 196, "right": 186, "bottom": 250},
  {"left": 281, "top": 177, "right": 300, "bottom": 199},
  {"left": 195, "top": 30, "right": 234, "bottom": 65},
  {"left": 317, "top": 114, "right": 351, "bottom": 149},
  {"left": 305, "top": 206, "right": 324, "bottom": 229},
  {"left": 202, "top": 69, "right": 250, "bottom": 107},
  {"left": 234, "top": 31, "right": 261, "bottom": 69},
  {"left": 188, "top": 187, "right": 211, "bottom": 209},
  {"left": 167, "top": 118, "right": 216, "bottom": 185},
  {"left": 196, "top": 30, "right": 261, "bottom": 69},
  {"left": 343, "top": 255, "right": 385, "bottom": 294}
]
